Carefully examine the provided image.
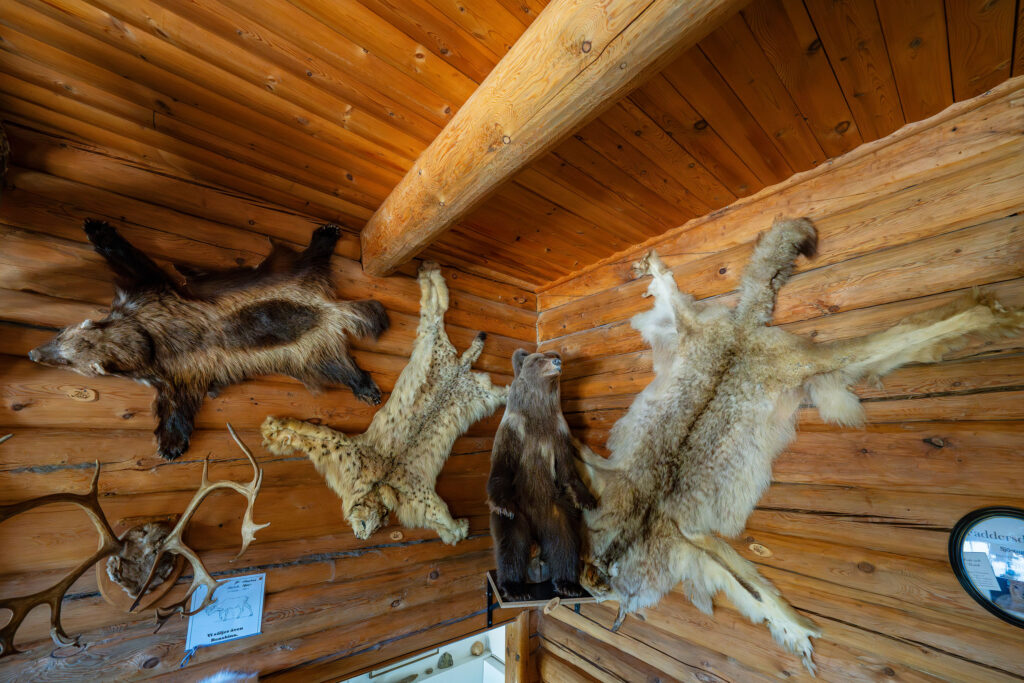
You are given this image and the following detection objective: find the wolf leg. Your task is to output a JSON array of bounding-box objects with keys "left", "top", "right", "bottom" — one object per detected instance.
[
  {"left": 681, "top": 533, "right": 819, "bottom": 674},
  {"left": 805, "top": 292, "right": 1024, "bottom": 425},
  {"left": 736, "top": 217, "right": 817, "bottom": 327}
]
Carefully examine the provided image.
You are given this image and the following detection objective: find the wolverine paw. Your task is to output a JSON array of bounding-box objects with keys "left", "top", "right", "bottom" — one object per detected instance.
[
  {"left": 354, "top": 384, "right": 382, "bottom": 405},
  {"left": 83, "top": 218, "right": 118, "bottom": 245}
]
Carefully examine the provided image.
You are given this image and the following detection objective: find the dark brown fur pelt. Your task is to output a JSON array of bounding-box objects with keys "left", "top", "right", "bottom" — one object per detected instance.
[
  {"left": 29, "top": 220, "right": 389, "bottom": 460},
  {"left": 487, "top": 349, "right": 597, "bottom": 601}
]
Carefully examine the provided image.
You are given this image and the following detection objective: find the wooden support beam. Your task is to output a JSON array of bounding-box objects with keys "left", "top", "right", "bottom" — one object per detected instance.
[
  {"left": 359, "top": 0, "right": 745, "bottom": 276},
  {"left": 506, "top": 609, "right": 532, "bottom": 683}
]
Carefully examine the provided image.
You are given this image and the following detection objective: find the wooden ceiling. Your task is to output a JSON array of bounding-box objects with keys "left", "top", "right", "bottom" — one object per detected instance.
[{"left": 1, "top": 0, "right": 1021, "bottom": 290}]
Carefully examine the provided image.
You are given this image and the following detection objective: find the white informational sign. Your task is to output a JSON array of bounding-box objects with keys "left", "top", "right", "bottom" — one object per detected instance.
[
  {"left": 185, "top": 573, "right": 265, "bottom": 650},
  {"left": 962, "top": 552, "right": 1002, "bottom": 592}
]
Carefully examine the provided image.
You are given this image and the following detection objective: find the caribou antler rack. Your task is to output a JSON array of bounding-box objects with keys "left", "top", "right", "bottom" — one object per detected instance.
[
  {"left": 130, "top": 423, "right": 270, "bottom": 630},
  {"left": 0, "top": 425, "right": 268, "bottom": 656},
  {"left": 0, "top": 435, "right": 121, "bottom": 658}
]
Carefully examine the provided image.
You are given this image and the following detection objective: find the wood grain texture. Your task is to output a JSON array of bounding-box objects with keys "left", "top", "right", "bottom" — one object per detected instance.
[
  {"left": 875, "top": 0, "right": 954, "bottom": 121},
  {"left": 533, "top": 81, "right": 1024, "bottom": 680},
  {"left": 360, "top": 0, "right": 747, "bottom": 275},
  {"left": 945, "top": 0, "right": 1017, "bottom": 99},
  {"left": 804, "top": 0, "right": 905, "bottom": 141},
  {"left": 0, "top": 129, "right": 534, "bottom": 681}
]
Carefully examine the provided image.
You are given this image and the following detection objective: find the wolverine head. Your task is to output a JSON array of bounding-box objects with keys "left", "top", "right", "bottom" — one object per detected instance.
[{"left": 29, "top": 317, "right": 151, "bottom": 377}]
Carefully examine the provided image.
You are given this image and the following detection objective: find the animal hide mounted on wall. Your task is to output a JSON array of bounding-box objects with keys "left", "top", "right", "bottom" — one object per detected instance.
[
  {"left": 579, "top": 218, "right": 1024, "bottom": 672},
  {"left": 29, "top": 220, "right": 388, "bottom": 460},
  {"left": 262, "top": 262, "right": 508, "bottom": 544}
]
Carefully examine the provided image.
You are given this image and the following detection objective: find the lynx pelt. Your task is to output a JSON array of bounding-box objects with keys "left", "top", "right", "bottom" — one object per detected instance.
[
  {"left": 580, "top": 218, "right": 1024, "bottom": 673},
  {"left": 262, "top": 262, "right": 508, "bottom": 544}
]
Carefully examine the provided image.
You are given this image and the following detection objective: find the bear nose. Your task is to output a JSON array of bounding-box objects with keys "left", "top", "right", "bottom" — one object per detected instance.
[{"left": 551, "top": 357, "right": 562, "bottom": 370}]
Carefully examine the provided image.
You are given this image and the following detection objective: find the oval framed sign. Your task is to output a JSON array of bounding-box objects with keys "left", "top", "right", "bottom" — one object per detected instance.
[{"left": 948, "top": 506, "right": 1024, "bottom": 628}]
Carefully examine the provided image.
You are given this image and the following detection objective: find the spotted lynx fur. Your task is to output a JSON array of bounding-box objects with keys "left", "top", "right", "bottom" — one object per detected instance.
[{"left": 261, "top": 262, "right": 508, "bottom": 544}]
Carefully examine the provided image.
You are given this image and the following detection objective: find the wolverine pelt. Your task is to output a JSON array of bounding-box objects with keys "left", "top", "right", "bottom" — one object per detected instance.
[
  {"left": 261, "top": 262, "right": 508, "bottom": 544},
  {"left": 578, "top": 217, "right": 1024, "bottom": 673},
  {"left": 29, "top": 220, "right": 389, "bottom": 460},
  {"left": 487, "top": 349, "right": 597, "bottom": 602}
]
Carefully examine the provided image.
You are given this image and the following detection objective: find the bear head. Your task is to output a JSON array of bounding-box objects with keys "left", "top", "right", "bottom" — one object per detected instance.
[{"left": 508, "top": 349, "right": 562, "bottom": 414}]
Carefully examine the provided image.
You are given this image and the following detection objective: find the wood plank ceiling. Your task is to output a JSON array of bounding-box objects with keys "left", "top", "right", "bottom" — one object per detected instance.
[{"left": 0, "top": 0, "right": 1021, "bottom": 291}]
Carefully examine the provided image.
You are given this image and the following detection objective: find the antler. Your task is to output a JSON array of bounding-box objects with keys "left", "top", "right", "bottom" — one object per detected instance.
[
  {"left": 0, "top": 439, "right": 123, "bottom": 658},
  {"left": 131, "top": 424, "right": 269, "bottom": 630}
]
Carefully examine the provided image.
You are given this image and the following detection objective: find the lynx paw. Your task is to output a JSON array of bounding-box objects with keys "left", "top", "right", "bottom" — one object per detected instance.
[
  {"left": 260, "top": 416, "right": 296, "bottom": 455},
  {"left": 439, "top": 518, "right": 469, "bottom": 545}
]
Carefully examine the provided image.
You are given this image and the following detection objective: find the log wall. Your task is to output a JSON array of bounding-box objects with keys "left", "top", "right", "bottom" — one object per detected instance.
[
  {"left": 0, "top": 122, "right": 536, "bottom": 680},
  {"left": 533, "top": 77, "right": 1024, "bottom": 681}
]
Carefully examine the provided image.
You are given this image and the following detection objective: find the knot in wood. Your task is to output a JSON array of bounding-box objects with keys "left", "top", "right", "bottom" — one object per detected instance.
[
  {"left": 581, "top": 40, "right": 591, "bottom": 53},
  {"left": 857, "top": 561, "right": 875, "bottom": 573},
  {"left": 62, "top": 385, "right": 98, "bottom": 402}
]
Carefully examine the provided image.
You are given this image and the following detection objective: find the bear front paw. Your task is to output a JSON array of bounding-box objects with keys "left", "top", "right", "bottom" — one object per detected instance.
[{"left": 488, "top": 502, "right": 516, "bottom": 519}]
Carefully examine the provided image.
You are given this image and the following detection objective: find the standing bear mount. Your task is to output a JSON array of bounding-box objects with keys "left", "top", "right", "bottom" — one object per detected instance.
[
  {"left": 28, "top": 220, "right": 389, "bottom": 460},
  {"left": 577, "top": 218, "right": 1024, "bottom": 673},
  {"left": 261, "top": 262, "right": 508, "bottom": 544},
  {"left": 487, "top": 349, "right": 597, "bottom": 602}
]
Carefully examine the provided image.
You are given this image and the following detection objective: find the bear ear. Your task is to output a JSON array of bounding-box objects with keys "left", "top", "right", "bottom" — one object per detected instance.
[{"left": 512, "top": 348, "right": 529, "bottom": 377}]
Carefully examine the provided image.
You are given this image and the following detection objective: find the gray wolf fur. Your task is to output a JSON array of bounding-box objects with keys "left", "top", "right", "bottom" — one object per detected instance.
[
  {"left": 28, "top": 220, "right": 388, "bottom": 460},
  {"left": 488, "top": 349, "right": 597, "bottom": 601},
  {"left": 580, "top": 217, "right": 1024, "bottom": 672},
  {"left": 261, "top": 262, "right": 508, "bottom": 544}
]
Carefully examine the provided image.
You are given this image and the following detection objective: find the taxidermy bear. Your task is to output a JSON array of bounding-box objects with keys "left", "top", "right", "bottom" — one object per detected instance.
[
  {"left": 488, "top": 349, "right": 597, "bottom": 601},
  {"left": 578, "top": 218, "right": 1024, "bottom": 672},
  {"left": 261, "top": 261, "right": 508, "bottom": 544},
  {"left": 29, "top": 220, "right": 388, "bottom": 460}
]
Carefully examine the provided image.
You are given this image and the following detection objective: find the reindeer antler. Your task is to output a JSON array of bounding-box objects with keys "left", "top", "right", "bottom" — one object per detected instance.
[
  {"left": 0, "top": 440, "right": 123, "bottom": 658},
  {"left": 131, "top": 424, "right": 269, "bottom": 630}
]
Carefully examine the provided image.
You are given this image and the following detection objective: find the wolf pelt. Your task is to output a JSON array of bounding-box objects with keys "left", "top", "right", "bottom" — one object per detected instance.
[
  {"left": 488, "top": 349, "right": 597, "bottom": 601},
  {"left": 28, "top": 220, "right": 389, "bottom": 460},
  {"left": 580, "top": 217, "right": 1024, "bottom": 673},
  {"left": 261, "top": 262, "right": 508, "bottom": 544}
]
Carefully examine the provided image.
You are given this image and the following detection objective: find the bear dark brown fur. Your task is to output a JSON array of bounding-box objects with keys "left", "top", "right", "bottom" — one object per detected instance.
[{"left": 487, "top": 349, "right": 596, "bottom": 600}]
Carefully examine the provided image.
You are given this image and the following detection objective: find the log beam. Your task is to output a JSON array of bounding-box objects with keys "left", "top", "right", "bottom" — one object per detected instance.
[{"left": 359, "top": 0, "right": 746, "bottom": 276}]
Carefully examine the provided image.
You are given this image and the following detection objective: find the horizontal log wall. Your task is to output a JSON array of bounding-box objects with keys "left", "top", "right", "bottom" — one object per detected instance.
[
  {"left": 534, "top": 77, "right": 1024, "bottom": 681},
  {"left": 0, "top": 123, "right": 536, "bottom": 681}
]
